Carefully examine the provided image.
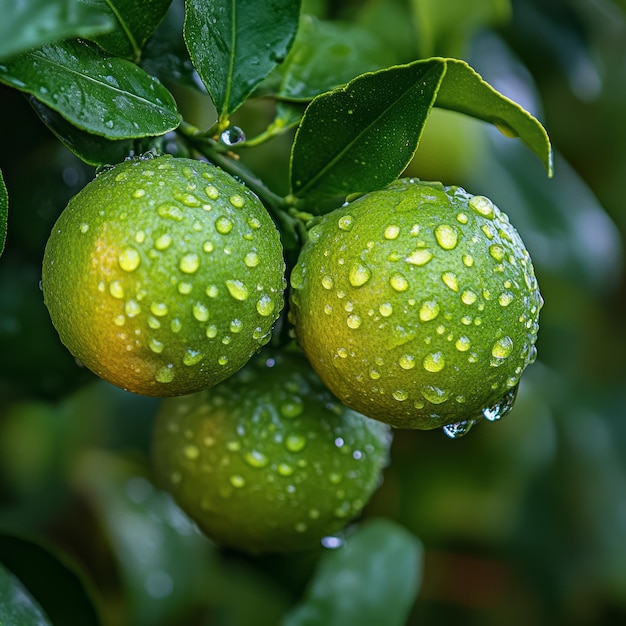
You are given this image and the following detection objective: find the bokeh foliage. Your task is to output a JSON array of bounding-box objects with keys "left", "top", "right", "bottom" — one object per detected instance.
[{"left": 1, "top": 0, "right": 625, "bottom": 624}]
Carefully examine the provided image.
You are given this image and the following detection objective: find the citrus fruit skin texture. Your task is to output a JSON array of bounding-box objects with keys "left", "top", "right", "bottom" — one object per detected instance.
[
  {"left": 289, "top": 179, "right": 542, "bottom": 430},
  {"left": 151, "top": 348, "right": 392, "bottom": 554},
  {"left": 42, "top": 155, "right": 285, "bottom": 397}
]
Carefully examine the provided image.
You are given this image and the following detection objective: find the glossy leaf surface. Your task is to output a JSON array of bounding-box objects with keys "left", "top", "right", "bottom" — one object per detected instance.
[
  {"left": 0, "top": 0, "right": 113, "bottom": 59},
  {"left": 184, "top": 0, "right": 301, "bottom": 117},
  {"left": 0, "top": 40, "right": 179, "bottom": 139},
  {"left": 284, "top": 519, "right": 422, "bottom": 626}
]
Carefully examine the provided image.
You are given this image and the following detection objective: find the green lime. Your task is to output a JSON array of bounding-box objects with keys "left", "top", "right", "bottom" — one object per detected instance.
[
  {"left": 289, "top": 179, "right": 542, "bottom": 434},
  {"left": 42, "top": 155, "right": 286, "bottom": 397}
]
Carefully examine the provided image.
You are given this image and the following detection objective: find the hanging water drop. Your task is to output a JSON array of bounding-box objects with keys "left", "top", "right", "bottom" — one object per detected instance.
[
  {"left": 220, "top": 126, "right": 246, "bottom": 146},
  {"left": 443, "top": 419, "right": 475, "bottom": 439},
  {"left": 482, "top": 386, "right": 518, "bottom": 422}
]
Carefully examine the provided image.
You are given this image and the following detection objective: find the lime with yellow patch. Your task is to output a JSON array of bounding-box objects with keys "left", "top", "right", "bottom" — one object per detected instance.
[
  {"left": 289, "top": 179, "right": 542, "bottom": 434},
  {"left": 151, "top": 348, "right": 392, "bottom": 554},
  {"left": 42, "top": 155, "right": 285, "bottom": 396}
]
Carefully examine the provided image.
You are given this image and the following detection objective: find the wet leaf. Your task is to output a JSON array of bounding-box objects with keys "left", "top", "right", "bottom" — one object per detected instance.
[
  {"left": 75, "top": 452, "right": 218, "bottom": 626},
  {"left": 28, "top": 97, "right": 144, "bottom": 166},
  {"left": 278, "top": 15, "right": 393, "bottom": 100},
  {"left": 284, "top": 519, "right": 422, "bottom": 626},
  {"left": 435, "top": 59, "right": 552, "bottom": 176},
  {"left": 184, "top": 0, "right": 301, "bottom": 118},
  {"left": 0, "top": 39, "right": 180, "bottom": 139},
  {"left": 88, "top": 0, "right": 173, "bottom": 61},
  {"left": 290, "top": 59, "right": 445, "bottom": 201},
  {"left": 0, "top": 0, "right": 114, "bottom": 60},
  {"left": 0, "top": 534, "right": 101, "bottom": 626},
  {"left": 0, "top": 562, "right": 52, "bottom": 626},
  {"left": 290, "top": 57, "right": 552, "bottom": 202}
]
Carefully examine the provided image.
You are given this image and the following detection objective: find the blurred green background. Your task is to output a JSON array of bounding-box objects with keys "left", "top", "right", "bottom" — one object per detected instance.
[{"left": 1, "top": 0, "right": 625, "bottom": 624}]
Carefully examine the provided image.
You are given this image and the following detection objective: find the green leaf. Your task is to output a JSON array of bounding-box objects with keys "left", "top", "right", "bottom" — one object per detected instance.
[
  {"left": 0, "top": 534, "right": 101, "bottom": 626},
  {"left": 290, "top": 59, "right": 446, "bottom": 200},
  {"left": 0, "top": 0, "right": 114, "bottom": 60},
  {"left": 184, "top": 0, "right": 301, "bottom": 119},
  {"left": 283, "top": 519, "right": 422, "bottom": 626},
  {"left": 0, "top": 170, "right": 7, "bottom": 257},
  {"left": 0, "top": 562, "right": 52, "bottom": 626},
  {"left": 435, "top": 58, "right": 553, "bottom": 176},
  {"left": 290, "top": 57, "right": 552, "bottom": 201},
  {"left": 87, "top": 0, "right": 173, "bottom": 61},
  {"left": 142, "top": 0, "right": 206, "bottom": 92},
  {"left": 278, "top": 15, "right": 394, "bottom": 101},
  {"left": 0, "top": 39, "right": 180, "bottom": 139},
  {"left": 28, "top": 97, "right": 144, "bottom": 166},
  {"left": 72, "top": 452, "right": 218, "bottom": 626}
]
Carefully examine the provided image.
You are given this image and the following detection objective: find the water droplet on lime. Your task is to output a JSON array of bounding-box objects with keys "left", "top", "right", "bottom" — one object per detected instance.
[
  {"left": 155, "top": 234, "right": 172, "bottom": 250},
  {"left": 285, "top": 434, "right": 307, "bottom": 452},
  {"left": 109, "top": 280, "right": 125, "bottom": 299},
  {"left": 150, "top": 302, "right": 169, "bottom": 317},
  {"left": 419, "top": 300, "right": 440, "bottom": 321},
  {"left": 348, "top": 262, "right": 371, "bottom": 287},
  {"left": 244, "top": 450, "right": 269, "bottom": 468},
  {"left": 155, "top": 365, "right": 174, "bottom": 383},
  {"left": 390, "top": 273, "right": 409, "bottom": 292},
  {"left": 405, "top": 249, "right": 433, "bottom": 266},
  {"left": 455, "top": 336, "right": 471, "bottom": 352},
  {"left": 119, "top": 247, "right": 140, "bottom": 272},
  {"left": 469, "top": 195, "right": 495, "bottom": 219},
  {"left": 230, "top": 474, "right": 246, "bottom": 488},
  {"left": 256, "top": 295, "right": 275, "bottom": 316},
  {"left": 399, "top": 354, "right": 416, "bottom": 369},
  {"left": 179, "top": 253, "right": 200, "bottom": 274},
  {"left": 347, "top": 314, "right": 362, "bottom": 329},
  {"left": 384, "top": 225, "right": 400, "bottom": 240},
  {"left": 441, "top": 272, "right": 459, "bottom": 291},
  {"left": 215, "top": 216, "right": 233, "bottom": 234},
  {"left": 226, "top": 279, "right": 249, "bottom": 301},
  {"left": 338, "top": 215, "right": 354, "bottom": 231},
  {"left": 244, "top": 251, "right": 260, "bottom": 268},
  {"left": 492, "top": 336, "right": 513, "bottom": 359},
  {"left": 434, "top": 224, "right": 458, "bottom": 250},
  {"left": 423, "top": 351, "right": 445, "bottom": 372}
]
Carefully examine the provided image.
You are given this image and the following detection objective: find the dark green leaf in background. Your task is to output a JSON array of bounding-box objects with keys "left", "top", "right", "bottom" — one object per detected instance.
[
  {"left": 75, "top": 453, "right": 218, "bottom": 626},
  {"left": 0, "top": 0, "right": 114, "bottom": 60},
  {"left": 0, "top": 39, "right": 180, "bottom": 139},
  {"left": 0, "top": 534, "right": 101, "bottom": 626},
  {"left": 284, "top": 519, "right": 422, "bottom": 626},
  {"left": 184, "top": 0, "right": 301, "bottom": 120},
  {"left": 142, "top": 0, "right": 207, "bottom": 92},
  {"left": 28, "top": 97, "right": 147, "bottom": 166},
  {"left": 0, "top": 562, "right": 52, "bottom": 626},
  {"left": 0, "top": 170, "right": 7, "bottom": 257},
  {"left": 290, "top": 57, "right": 552, "bottom": 201},
  {"left": 277, "top": 15, "right": 394, "bottom": 101},
  {"left": 290, "top": 59, "right": 445, "bottom": 201},
  {"left": 86, "top": 0, "right": 173, "bottom": 61}
]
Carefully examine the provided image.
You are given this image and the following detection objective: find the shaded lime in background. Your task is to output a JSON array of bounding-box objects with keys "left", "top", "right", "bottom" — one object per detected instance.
[{"left": 152, "top": 348, "right": 392, "bottom": 553}]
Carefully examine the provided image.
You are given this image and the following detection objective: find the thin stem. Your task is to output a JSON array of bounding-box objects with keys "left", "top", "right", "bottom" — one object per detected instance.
[{"left": 177, "top": 125, "right": 307, "bottom": 253}]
